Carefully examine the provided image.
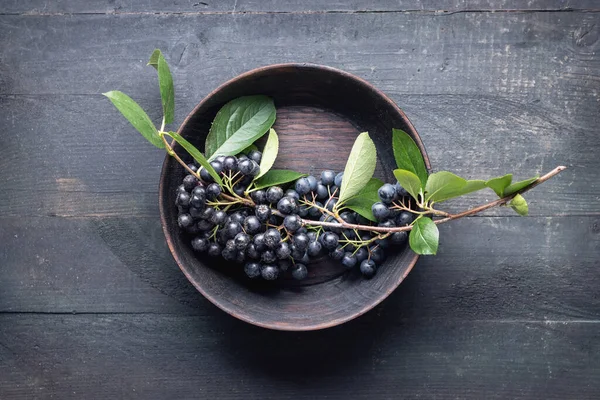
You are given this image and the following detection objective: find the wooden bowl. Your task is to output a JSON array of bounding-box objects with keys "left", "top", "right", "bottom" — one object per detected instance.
[{"left": 159, "top": 64, "right": 430, "bottom": 331}]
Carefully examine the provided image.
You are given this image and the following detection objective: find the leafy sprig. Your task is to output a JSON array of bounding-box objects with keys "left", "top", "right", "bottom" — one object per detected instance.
[{"left": 104, "top": 49, "right": 566, "bottom": 256}]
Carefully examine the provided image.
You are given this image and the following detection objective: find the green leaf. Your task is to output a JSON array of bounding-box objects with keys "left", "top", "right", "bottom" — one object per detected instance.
[
  {"left": 425, "top": 171, "right": 466, "bottom": 202},
  {"left": 423, "top": 171, "right": 487, "bottom": 203},
  {"left": 409, "top": 217, "right": 439, "bottom": 255},
  {"left": 147, "top": 49, "right": 175, "bottom": 124},
  {"left": 485, "top": 174, "right": 512, "bottom": 197},
  {"left": 157, "top": 54, "right": 175, "bottom": 124},
  {"left": 504, "top": 176, "right": 538, "bottom": 196},
  {"left": 256, "top": 128, "right": 278, "bottom": 179},
  {"left": 205, "top": 95, "right": 276, "bottom": 160},
  {"left": 343, "top": 178, "right": 385, "bottom": 222},
  {"left": 103, "top": 90, "right": 163, "bottom": 149},
  {"left": 147, "top": 49, "right": 161, "bottom": 69},
  {"left": 393, "top": 169, "right": 422, "bottom": 201},
  {"left": 392, "top": 128, "right": 428, "bottom": 187},
  {"left": 509, "top": 194, "right": 529, "bottom": 216},
  {"left": 337, "top": 132, "right": 377, "bottom": 206},
  {"left": 166, "top": 132, "right": 223, "bottom": 186},
  {"left": 252, "top": 169, "right": 306, "bottom": 191}
]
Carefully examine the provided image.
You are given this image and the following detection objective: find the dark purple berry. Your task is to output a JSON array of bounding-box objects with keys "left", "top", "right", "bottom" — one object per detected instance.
[
  {"left": 275, "top": 242, "right": 291, "bottom": 259},
  {"left": 178, "top": 213, "right": 194, "bottom": 228},
  {"left": 320, "top": 170, "right": 336, "bottom": 186},
  {"left": 292, "top": 264, "right": 308, "bottom": 280},
  {"left": 261, "top": 250, "right": 277, "bottom": 264},
  {"left": 334, "top": 172, "right": 344, "bottom": 187},
  {"left": 246, "top": 243, "right": 260, "bottom": 260},
  {"left": 341, "top": 253, "right": 357, "bottom": 269},
  {"left": 206, "top": 183, "right": 221, "bottom": 200},
  {"left": 396, "top": 211, "right": 414, "bottom": 226},
  {"left": 295, "top": 177, "right": 311, "bottom": 196},
  {"left": 244, "top": 262, "right": 261, "bottom": 278},
  {"left": 261, "top": 264, "right": 279, "bottom": 280},
  {"left": 321, "top": 232, "right": 339, "bottom": 250},
  {"left": 315, "top": 184, "right": 329, "bottom": 200},
  {"left": 283, "top": 215, "right": 302, "bottom": 232},
  {"left": 266, "top": 186, "right": 284, "bottom": 204},
  {"left": 197, "top": 219, "right": 214, "bottom": 231},
  {"left": 253, "top": 233, "right": 267, "bottom": 252},
  {"left": 255, "top": 204, "right": 271, "bottom": 222},
  {"left": 207, "top": 243, "right": 221, "bottom": 257},
  {"left": 224, "top": 221, "right": 242, "bottom": 239},
  {"left": 248, "top": 150, "right": 262, "bottom": 164},
  {"left": 390, "top": 231, "right": 408, "bottom": 244},
  {"left": 293, "top": 232, "right": 309, "bottom": 251},
  {"left": 372, "top": 202, "right": 390, "bottom": 222},
  {"left": 285, "top": 189, "right": 300, "bottom": 201},
  {"left": 234, "top": 232, "right": 251, "bottom": 250},
  {"left": 191, "top": 237, "right": 209, "bottom": 252},
  {"left": 378, "top": 183, "right": 397, "bottom": 204},
  {"left": 176, "top": 192, "right": 191, "bottom": 208},
  {"left": 243, "top": 216, "right": 262, "bottom": 234},
  {"left": 307, "top": 241, "right": 322, "bottom": 257},
  {"left": 355, "top": 247, "right": 368, "bottom": 262},
  {"left": 183, "top": 174, "right": 198, "bottom": 191},
  {"left": 250, "top": 190, "right": 267, "bottom": 204},
  {"left": 306, "top": 175, "right": 318, "bottom": 192},
  {"left": 329, "top": 246, "right": 345, "bottom": 261},
  {"left": 239, "top": 159, "right": 259, "bottom": 176},
  {"left": 211, "top": 210, "right": 227, "bottom": 226},
  {"left": 187, "top": 163, "right": 199, "bottom": 173},
  {"left": 277, "top": 196, "right": 298, "bottom": 215},
  {"left": 264, "top": 229, "right": 282, "bottom": 249},
  {"left": 360, "top": 259, "right": 377, "bottom": 278},
  {"left": 395, "top": 181, "right": 409, "bottom": 197},
  {"left": 222, "top": 156, "right": 238, "bottom": 172}
]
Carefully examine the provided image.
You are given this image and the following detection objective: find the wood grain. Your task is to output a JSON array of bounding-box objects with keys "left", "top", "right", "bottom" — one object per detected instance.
[
  {"left": 2, "top": 0, "right": 599, "bottom": 14},
  {"left": 1, "top": 314, "right": 599, "bottom": 399},
  {"left": 1, "top": 2, "right": 599, "bottom": 398},
  {"left": 2, "top": 216, "right": 598, "bottom": 321}
]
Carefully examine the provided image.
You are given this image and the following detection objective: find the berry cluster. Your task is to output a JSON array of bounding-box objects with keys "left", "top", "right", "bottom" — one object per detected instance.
[{"left": 175, "top": 150, "right": 415, "bottom": 281}]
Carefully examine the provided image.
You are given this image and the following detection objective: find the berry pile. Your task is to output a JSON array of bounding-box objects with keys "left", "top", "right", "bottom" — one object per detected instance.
[{"left": 175, "top": 150, "right": 414, "bottom": 281}]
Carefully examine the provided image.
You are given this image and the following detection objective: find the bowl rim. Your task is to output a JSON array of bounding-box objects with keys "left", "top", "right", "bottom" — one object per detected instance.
[{"left": 159, "top": 63, "right": 431, "bottom": 331}]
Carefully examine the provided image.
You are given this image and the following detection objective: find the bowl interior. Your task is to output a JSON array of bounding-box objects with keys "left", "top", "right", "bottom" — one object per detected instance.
[{"left": 160, "top": 64, "right": 430, "bottom": 330}]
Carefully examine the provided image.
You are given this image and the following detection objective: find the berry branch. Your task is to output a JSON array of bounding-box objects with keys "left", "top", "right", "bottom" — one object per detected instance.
[{"left": 105, "top": 48, "right": 567, "bottom": 281}]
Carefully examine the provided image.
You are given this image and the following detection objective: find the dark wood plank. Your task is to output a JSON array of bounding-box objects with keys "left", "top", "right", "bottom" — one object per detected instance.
[
  {"left": 1, "top": 314, "right": 599, "bottom": 399},
  {"left": 0, "top": 11, "right": 598, "bottom": 217},
  {"left": 2, "top": 216, "right": 598, "bottom": 321},
  {"left": 2, "top": 0, "right": 599, "bottom": 14}
]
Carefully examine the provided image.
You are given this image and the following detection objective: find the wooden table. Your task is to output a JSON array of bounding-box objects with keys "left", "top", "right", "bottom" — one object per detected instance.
[{"left": 1, "top": 1, "right": 599, "bottom": 398}]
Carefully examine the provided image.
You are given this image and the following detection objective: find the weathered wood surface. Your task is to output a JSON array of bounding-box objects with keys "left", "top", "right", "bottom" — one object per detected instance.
[{"left": 1, "top": 1, "right": 599, "bottom": 398}]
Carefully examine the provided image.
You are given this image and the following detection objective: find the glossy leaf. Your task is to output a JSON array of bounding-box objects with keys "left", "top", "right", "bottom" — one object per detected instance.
[
  {"left": 337, "top": 132, "right": 377, "bottom": 206},
  {"left": 252, "top": 169, "right": 306, "bottom": 191},
  {"left": 509, "top": 194, "right": 529, "bottom": 216},
  {"left": 166, "top": 132, "right": 222, "bottom": 185},
  {"left": 343, "top": 178, "right": 385, "bottom": 222},
  {"left": 205, "top": 95, "right": 276, "bottom": 160},
  {"left": 409, "top": 217, "right": 439, "bottom": 255},
  {"left": 485, "top": 174, "right": 512, "bottom": 197},
  {"left": 147, "top": 49, "right": 175, "bottom": 124},
  {"left": 392, "top": 128, "right": 428, "bottom": 187},
  {"left": 504, "top": 176, "right": 538, "bottom": 196},
  {"left": 425, "top": 171, "right": 487, "bottom": 203},
  {"left": 256, "top": 129, "right": 278, "bottom": 179},
  {"left": 147, "top": 49, "right": 161, "bottom": 69},
  {"left": 103, "top": 90, "right": 163, "bottom": 148},
  {"left": 393, "top": 169, "right": 422, "bottom": 201}
]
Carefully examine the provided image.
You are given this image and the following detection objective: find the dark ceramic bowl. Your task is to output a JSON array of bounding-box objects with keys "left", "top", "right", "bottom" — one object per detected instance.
[{"left": 159, "top": 64, "right": 430, "bottom": 331}]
